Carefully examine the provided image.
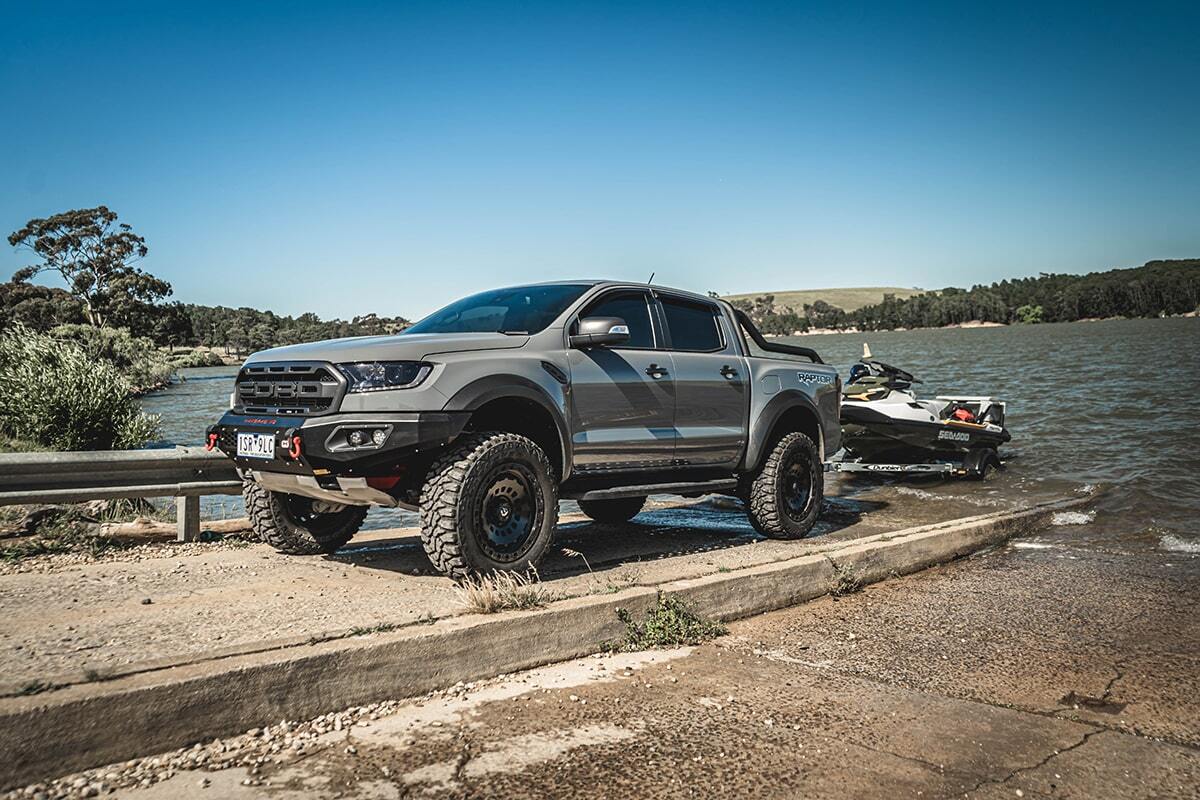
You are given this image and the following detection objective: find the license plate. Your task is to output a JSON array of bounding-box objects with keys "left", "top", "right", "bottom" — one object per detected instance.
[{"left": 237, "top": 432, "right": 276, "bottom": 459}]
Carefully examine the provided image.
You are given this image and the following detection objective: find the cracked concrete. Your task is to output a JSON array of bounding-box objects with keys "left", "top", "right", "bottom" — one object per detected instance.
[{"left": 964, "top": 728, "right": 1104, "bottom": 797}]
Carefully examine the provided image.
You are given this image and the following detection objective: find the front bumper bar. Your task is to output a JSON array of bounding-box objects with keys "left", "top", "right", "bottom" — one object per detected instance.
[{"left": 207, "top": 410, "right": 470, "bottom": 482}]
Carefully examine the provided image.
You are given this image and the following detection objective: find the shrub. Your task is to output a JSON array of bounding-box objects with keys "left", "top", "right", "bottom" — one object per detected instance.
[
  {"left": 829, "top": 560, "right": 862, "bottom": 597},
  {"left": 169, "top": 349, "right": 226, "bottom": 368},
  {"left": 50, "top": 323, "right": 173, "bottom": 389},
  {"left": 1014, "top": 304, "right": 1044, "bottom": 324},
  {"left": 615, "top": 594, "right": 726, "bottom": 650},
  {"left": 0, "top": 326, "right": 160, "bottom": 450}
]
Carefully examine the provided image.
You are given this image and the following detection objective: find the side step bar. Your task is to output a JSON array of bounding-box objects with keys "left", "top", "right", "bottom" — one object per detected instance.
[{"left": 566, "top": 478, "right": 739, "bottom": 502}]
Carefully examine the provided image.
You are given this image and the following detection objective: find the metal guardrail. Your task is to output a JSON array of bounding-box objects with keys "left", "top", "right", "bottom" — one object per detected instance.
[{"left": 0, "top": 447, "right": 242, "bottom": 541}]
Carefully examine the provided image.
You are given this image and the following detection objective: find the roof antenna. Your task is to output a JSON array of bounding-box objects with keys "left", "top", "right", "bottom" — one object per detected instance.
[{"left": 647, "top": 272, "right": 655, "bottom": 284}]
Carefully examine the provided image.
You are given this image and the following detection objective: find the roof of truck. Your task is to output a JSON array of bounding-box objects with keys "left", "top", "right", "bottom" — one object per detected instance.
[{"left": 523, "top": 279, "right": 721, "bottom": 305}]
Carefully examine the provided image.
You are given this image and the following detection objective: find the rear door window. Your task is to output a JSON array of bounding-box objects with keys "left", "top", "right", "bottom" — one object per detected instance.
[
  {"left": 660, "top": 297, "right": 723, "bottom": 352},
  {"left": 578, "top": 291, "right": 656, "bottom": 349}
]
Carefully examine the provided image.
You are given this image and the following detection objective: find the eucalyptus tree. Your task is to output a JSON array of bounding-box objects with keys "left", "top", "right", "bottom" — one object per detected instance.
[{"left": 7, "top": 206, "right": 170, "bottom": 327}]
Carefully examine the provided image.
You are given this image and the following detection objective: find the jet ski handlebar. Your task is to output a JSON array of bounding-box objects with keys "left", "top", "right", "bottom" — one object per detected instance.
[{"left": 866, "top": 359, "right": 921, "bottom": 384}]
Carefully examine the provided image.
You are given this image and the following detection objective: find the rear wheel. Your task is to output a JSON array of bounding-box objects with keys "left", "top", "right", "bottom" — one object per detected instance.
[
  {"left": 965, "top": 448, "right": 1002, "bottom": 481},
  {"left": 243, "top": 480, "right": 366, "bottom": 555},
  {"left": 419, "top": 432, "right": 558, "bottom": 579},
  {"left": 578, "top": 496, "right": 646, "bottom": 524},
  {"left": 745, "top": 431, "right": 823, "bottom": 539}
]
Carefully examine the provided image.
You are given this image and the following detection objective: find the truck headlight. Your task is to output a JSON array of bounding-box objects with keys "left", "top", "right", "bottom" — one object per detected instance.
[{"left": 337, "top": 361, "right": 432, "bottom": 393}]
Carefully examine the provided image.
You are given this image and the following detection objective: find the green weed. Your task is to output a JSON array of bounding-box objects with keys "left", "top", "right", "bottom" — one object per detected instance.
[
  {"left": 615, "top": 594, "right": 726, "bottom": 651},
  {"left": 830, "top": 560, "right": 862, "bottom": 597}
]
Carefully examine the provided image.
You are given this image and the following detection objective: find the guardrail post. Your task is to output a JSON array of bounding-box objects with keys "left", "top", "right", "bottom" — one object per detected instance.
[{"left": 176, "top": 495, "right": 200, "bottom": 542}]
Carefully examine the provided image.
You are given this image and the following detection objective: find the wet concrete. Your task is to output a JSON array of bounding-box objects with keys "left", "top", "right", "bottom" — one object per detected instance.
[
  {"left": 35, "top": 519, "right": 1189, "bottom": 800},
  {"left": 0, "top": 475, "right": 1031, "bottom": 692}
]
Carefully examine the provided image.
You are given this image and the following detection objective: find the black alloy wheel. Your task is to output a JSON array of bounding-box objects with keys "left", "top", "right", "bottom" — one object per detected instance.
[
  {"left": 781, "top": 456, "right": 814, "bottom": 524},
  {"left": 477, "top": 466, "right": 541, "bottom": 562}
]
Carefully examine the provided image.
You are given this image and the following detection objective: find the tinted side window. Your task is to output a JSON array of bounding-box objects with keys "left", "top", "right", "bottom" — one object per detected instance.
[
  {"left": 661, "top": 297, "right": 722, "bottom": 352},
  {"left": 580, "top": 292, "right": 655, "bottom": 349}
]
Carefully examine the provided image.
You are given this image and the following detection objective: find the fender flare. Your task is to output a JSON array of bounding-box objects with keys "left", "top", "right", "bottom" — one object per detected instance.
[
  {"left": 443, "top": 375, "right": 573, "bottom": 478},
  {"left": 744, "top": 390, "right": 826, "bottom": 471}
]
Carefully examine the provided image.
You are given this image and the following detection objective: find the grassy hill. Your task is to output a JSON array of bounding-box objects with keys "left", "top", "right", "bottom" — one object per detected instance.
[{"left": 722, "top": 286, "right": 923, "bottom": 312}]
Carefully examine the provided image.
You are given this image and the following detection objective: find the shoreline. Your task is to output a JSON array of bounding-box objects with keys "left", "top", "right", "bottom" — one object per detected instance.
[{"left": 773, "top": 312, "right": 1197, "bottom": 338}]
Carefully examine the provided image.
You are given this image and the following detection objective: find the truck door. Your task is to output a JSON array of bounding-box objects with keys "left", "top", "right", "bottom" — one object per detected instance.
[
  {"left": 655, "top": 294, "right": 748, "bottom": 467},
  {"left": 566, "top": 289, "right": 677, "bottom": 471}
]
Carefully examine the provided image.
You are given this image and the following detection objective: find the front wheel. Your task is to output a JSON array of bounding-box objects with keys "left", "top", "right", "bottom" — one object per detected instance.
[
  {"left": 243, "top": 480, "right": 366, "bottom": 555},
  {"left": 745, "top": 431, "right": 823, "bottom": 539},
  {"left": 419, "top": 432, "right": 558, "bottom": 579}
]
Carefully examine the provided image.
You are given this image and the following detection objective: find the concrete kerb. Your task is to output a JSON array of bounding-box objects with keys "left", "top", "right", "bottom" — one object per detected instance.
[
  {"left": 0, "top": 495, "right": 1089, "bottom": 789},
  {"left": 662, "top": 496, "right": 1087, "bottom": 622}
]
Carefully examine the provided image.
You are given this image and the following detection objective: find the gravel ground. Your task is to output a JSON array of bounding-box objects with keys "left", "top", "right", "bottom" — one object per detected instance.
[{"left": 0, "top": 538, "right": 254, "bottom": 577}]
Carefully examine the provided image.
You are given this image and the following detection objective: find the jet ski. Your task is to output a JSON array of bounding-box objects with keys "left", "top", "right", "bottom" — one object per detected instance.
[{"left": 838, "top": 345, "right": 1011, "bottom": 475}]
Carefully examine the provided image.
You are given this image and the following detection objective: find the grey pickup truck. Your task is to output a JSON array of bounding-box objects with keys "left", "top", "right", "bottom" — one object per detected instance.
[{"left": 208, "top": 281, "right": 841, "bottom": 578}]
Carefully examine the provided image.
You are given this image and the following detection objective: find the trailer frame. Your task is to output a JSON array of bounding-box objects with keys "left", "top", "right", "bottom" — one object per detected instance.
[{"left": 825, "top": 447, "right": 1004, "bottom": 479}]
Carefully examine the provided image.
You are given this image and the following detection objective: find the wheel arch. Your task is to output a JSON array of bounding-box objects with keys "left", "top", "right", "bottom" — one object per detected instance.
[
  {"left": 744, "top": 391, "right": 826, "bottom": 472},
  {"left": 444, "top": 376, "right": 572, "bottom": 480}
]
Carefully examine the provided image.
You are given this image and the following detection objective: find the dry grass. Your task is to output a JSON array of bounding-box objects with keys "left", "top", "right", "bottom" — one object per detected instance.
[
  {"left": 722, "top": 286, "right": 923, "bottom": 312},
  {"left": 829, "top": 559, "right": 863, "bottom": 597},
  {"left": 453, "top": 569, "right": 554, "bottom": 614}
]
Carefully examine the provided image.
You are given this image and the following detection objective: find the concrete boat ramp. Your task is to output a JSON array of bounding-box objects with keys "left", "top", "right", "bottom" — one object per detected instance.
[{"left": 0, "top": 477, "right": 1089, "bottom": 788}]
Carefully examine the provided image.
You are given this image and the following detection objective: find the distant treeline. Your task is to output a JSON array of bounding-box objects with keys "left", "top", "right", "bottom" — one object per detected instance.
[
  {"left": 0, "top": 282, "right": 410, "bottom": 354},
  {"left": 182, "top": 305, "right": 410, "bottom": 353},
  {"left": 731, "top": 259, "right": 1200, "bottom": 334},
  {"left": 4, "top": 202, "right": 1198, "bottom": 349}
]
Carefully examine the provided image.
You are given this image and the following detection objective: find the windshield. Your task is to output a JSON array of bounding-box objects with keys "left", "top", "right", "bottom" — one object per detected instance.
[{"left": 404, "top": 283, "right": 591, "bottom": 335}]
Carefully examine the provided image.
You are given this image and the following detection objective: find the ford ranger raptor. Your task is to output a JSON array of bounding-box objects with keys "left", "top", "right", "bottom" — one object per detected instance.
[{"left": 208, "top": 281, "right": 841, "bottom": 578}]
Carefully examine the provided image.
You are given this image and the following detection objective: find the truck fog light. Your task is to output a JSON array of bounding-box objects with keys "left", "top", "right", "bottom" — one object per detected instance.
[
  {"left": 348, "top": 430, "right": 366, "bottom": 446},
  {"left": 371, "top": 429, "right": 387, "bottom": 446}
]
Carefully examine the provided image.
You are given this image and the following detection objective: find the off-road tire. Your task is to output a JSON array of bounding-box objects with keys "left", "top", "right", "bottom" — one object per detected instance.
[
  {"left": 745, "top": 431, "right": 823, "bottom": 539},
  {"left": 578, "top": 496, "right": 646, "bottom": 524},
  {"left": 419, "top": 432, "right": 558, "bottom": 579},
  {"left": 243, "top": 479, "right": 366, "bottom": 555}
]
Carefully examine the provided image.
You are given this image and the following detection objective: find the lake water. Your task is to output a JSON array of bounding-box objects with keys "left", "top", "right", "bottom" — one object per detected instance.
[{"left": 139, "top": 317, "right": 1200, "bottom": 546}]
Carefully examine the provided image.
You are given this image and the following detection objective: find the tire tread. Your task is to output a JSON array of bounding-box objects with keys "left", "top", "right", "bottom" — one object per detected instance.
[
  {"left": 243, "top": 480, "right": 366, "bottom": 555},
  {"left": 419, "top": 432, "right": 558, "bottom": 578},
  {"left": 745, "top": 431, "right": 822, "bottom": 539}
]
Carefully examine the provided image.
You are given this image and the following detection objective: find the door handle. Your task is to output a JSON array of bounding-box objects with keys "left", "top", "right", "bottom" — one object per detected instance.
[
  {"left": 645, "top": 364, "right": 669, "bottom": 378},
  {"left": 720, "top": 365, "right": 738, "bottom": 379}
]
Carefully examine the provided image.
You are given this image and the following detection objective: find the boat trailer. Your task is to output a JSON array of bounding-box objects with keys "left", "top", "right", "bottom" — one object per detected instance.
[{"left": 825, "top": 448, "right": 1005, "bottom": 479}]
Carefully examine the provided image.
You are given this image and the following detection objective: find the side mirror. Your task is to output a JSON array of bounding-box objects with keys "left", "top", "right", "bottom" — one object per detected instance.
[{"left": 570, "top": 316, "right": 631, "bottom": 349}]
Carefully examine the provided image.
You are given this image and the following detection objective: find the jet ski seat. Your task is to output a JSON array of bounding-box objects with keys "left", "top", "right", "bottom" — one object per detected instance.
[{"left": 843, "top": 375, "right": 890, "bottom": 401}]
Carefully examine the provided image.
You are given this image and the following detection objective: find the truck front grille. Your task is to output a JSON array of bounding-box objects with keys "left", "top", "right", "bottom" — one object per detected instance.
[{"left": 234, "top": 362, "right": 345, "bottom": 416}]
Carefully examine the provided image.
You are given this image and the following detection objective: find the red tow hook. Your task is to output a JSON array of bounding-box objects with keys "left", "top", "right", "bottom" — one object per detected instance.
[
  {"left": 205, "top": 432, "right": 218, "bottom": 451},
  {"left": 289, "top": 435, "right": 303, "bottom": 460}
]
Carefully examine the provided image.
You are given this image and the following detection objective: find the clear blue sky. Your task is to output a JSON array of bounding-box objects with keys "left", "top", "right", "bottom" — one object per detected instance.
[{"left": 2, "top": 1, "right": 1197, "bottom": 320}]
